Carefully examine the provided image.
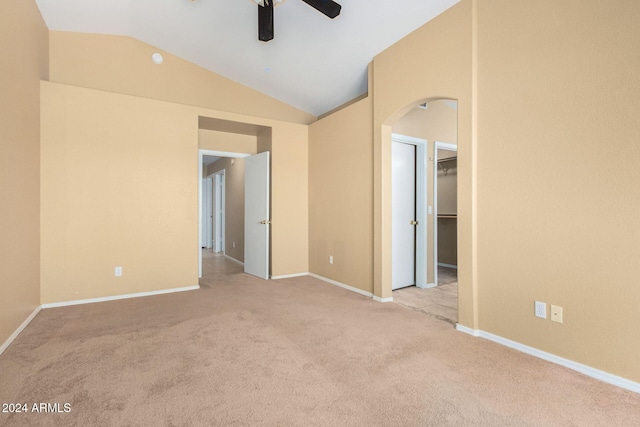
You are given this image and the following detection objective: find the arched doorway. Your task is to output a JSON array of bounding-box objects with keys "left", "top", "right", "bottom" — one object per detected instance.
[
  {"left": 374, "top": 96, "right": 476, "bottom": 330},
  {"left": 388, "top": 99, "right": 459, "bottom": 324}
]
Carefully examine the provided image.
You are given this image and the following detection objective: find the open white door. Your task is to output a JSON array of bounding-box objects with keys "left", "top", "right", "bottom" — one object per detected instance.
[
  {"left": 244, "top": 151, "right": 270, "bottom": 279},
  {"left": 202, "top": 177, "right": 213, "bottom": 249},
  {"left": 392, "top": 141, "right": 416, "bottom": 290}
]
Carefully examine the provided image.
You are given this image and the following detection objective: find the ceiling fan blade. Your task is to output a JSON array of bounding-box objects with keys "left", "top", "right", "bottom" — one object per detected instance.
[
  {"left": 301, "top": 0, "right": 341, "bottom": 19},
  {"left": 258, "top": 2, "right": 274, "bottom": 42}
]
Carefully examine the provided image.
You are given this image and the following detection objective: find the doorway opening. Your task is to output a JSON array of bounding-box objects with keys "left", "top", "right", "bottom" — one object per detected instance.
[
  {"left": 434, "top": 142, "right": 458, "bottom": 291},
  {"left": 198, "top": 149, "right": 270, "bottom": 280},
  {"left": 389, "top": 99, "right": 459, "bottom": 324}
]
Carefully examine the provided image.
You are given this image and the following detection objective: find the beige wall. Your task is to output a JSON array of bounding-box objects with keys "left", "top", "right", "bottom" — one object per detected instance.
[
  {"left": 40, "top": 83, "right": 199, "bottom": 303},
  {"left": 270, "top": 125, "right": 309, "bottom": 276},
  {"left": 0, "top": 0, "right": 48, "bottom": 345},
  {"left": 309, "top": 97, "right": 373, "bottom": 292},
  {"left": 199, "top": 130, "right": 257, "bottom": 154},
  {"left": 393, "top": 100, "right": 458, "bottom": 283},
  {"left": 475, "top": 0, "right": 640, "bottom": 382},
  {"left": 40, "top": 81, "right": 308, "bottom": 302},
  {"left": 48, "top": 31, "right": 316, "bottom": 125},
  {"left": 372, "top": 2, "right": 473, "bottom": 324},
  {"left": 367, "top": 0, "right": 640, "bottom": 383},
  {"left": 207, "top": 158, "right": 246, "bottom": 263}
]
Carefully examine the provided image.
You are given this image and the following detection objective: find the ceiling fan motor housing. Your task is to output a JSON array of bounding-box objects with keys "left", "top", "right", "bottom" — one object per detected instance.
[{"left": 255, "top": 0, "right": 341, "bottom": 42}]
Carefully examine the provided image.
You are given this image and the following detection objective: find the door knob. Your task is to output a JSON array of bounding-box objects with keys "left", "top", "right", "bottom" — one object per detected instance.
[
  {"left": 260, "top": 220, "right": 271, "bottom": 225},
  {"left": 410, "top": 220, "right": 418, "bottom": 225}
]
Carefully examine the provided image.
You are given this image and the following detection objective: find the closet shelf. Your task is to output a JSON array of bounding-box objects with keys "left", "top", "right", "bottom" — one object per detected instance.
[
  {"left": 438, "top": 214, "right": 457, "bottom": 219},
  {"left": 437, "top": 156, "right": 457, "bottom": 163}
]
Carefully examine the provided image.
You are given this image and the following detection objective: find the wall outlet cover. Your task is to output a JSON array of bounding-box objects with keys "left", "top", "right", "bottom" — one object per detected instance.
[{"left": 535, "top": 301, "right": 546, "bottom": 319}]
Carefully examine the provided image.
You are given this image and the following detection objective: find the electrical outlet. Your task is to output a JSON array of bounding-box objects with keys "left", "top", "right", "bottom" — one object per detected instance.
[
  {"left": 115, "top": 266, "right": 122, "bottom": 277},
  {"left": 329, "top": 255, "right": 334, "bottom": 264},
  {"left": 534, "top": 301, "right": 546, "bottom": 319},
  {"left": 233, "top": 242, "right": 236, "bottom": 248},
  {"left": 550, "top": 305, "right": 563, "bottom": 323}
]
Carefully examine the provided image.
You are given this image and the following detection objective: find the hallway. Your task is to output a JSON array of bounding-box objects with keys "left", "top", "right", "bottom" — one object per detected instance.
[{"left": 392, "top": 266, "right": 458, "bottom": 325}]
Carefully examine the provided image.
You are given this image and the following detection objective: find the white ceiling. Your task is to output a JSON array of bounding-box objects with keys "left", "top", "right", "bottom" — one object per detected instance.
[
  {"left": 35, "top": 0, "right": 460, "bottom": 117},
  {"left": 203, "top": 155, "right": 221, "bottom": 166}
]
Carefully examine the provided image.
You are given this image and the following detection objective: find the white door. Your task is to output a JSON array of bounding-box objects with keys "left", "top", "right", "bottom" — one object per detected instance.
[
  {"left": 213, "top": 172, "right": 224, "bottom": 253},
  {"left": 244, "top": 151, "right": 270, "bottom": 279},
  {"left": 392, "top": 141, "right": 416, "bottom": 290},
  {"left": 206, "top": 177, "right": 213, "bottom": 249},
  {"left": 202, "top": 177, "right": 213, "bottom": 248}
]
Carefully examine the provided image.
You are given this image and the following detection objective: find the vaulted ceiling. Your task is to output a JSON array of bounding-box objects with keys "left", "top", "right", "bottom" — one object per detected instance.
[{"left": 35, "top": 0, "right": 460, "bottom": 117}]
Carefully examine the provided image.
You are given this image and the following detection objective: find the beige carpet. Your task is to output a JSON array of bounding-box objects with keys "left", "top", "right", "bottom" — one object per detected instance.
[{"left": 1, "top": 253, "right": 639, "bottom": 426}]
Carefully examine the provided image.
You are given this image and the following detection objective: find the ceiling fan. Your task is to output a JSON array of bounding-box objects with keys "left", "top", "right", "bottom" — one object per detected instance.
[{"left": 253, "top": 0, "right": 342, "bottom": 42}]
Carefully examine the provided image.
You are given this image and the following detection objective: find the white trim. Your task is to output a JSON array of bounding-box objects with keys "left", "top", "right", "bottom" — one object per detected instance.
[
  {"left": 309, "top": 273, "right": 374, "bottom": 298},
  {"left": 438, "top": 262, "right": 458, "bottom": 269},
  {"left": 0, "top": 306, "right": 42, "bottom": 356},
  {"left": 309, "top": 274, "right": 394, "bottom": 303},
  {"left": 391, "top": 133, "right": 426, "bottom": 146},
  {"left": 41, "top": 285, "right": 200, "bottom": 309},
  {"left": 456, "top": 325, "right": 640, "bottom": 394},
  {"left": 224, "top": 254, "right": 244, "bottom": 266},
  {"left": 455, "top": 323, "right": 481, "bottom": 337},
  {"left": 271, "top": 272, "right": 309, "bottom": 280},
  {"left": 417, "top": 282, "right": 437, "bottom": 289},
  {"left": 200, "top": 150, "right": 252, "bottom": 159}
]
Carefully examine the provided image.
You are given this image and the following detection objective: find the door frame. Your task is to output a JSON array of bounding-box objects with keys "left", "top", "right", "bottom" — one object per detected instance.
[
  {"left": 433, "top": 141, "right": 458, "bottom": 287},
  {"left": 198, "top": 149, "right": 250, "bottom": 278},
  {"left": 391, "top": 134, "right": 428, "bottom": 288}
]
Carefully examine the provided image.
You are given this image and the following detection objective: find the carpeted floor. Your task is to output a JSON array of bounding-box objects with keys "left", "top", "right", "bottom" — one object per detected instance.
[{"left": 1, "top": 253, "right": 639, "bottom": 426}]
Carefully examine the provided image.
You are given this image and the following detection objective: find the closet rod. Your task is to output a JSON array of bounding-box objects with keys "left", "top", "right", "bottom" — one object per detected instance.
[{"left": 437, "top": 156, "right": 457, "bottom": 163}]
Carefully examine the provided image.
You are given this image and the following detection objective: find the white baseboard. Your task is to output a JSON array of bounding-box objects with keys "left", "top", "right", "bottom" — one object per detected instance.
[
  {"left": 455, "top": 323, "right": 480, "bottom": 337},
  {"left": 438, "top": 263, "right": 458, "bottom": 269},
  {"left": 309, "top": 273, "right": 374, "bottom": 297},
  {"left": 224, "top": 254, "right": 244, "bottom": 265},
  {"left": 309, "top": 274, "right": 394, "bottom": 303},
  {"left": 417, "top": 282, "right": 437, "bottom": 289},
  {"left": 456, "top": 325, "right": 640, "bottom": 394},
  {"left": 271, "top": 272, "right": 309, "bottom": 280},
  {"left": 0, "top": 306, "right": 42, "bottom": 356},
  {"left": 41, "top": 285, "right": 200, "bottom": 309}
]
